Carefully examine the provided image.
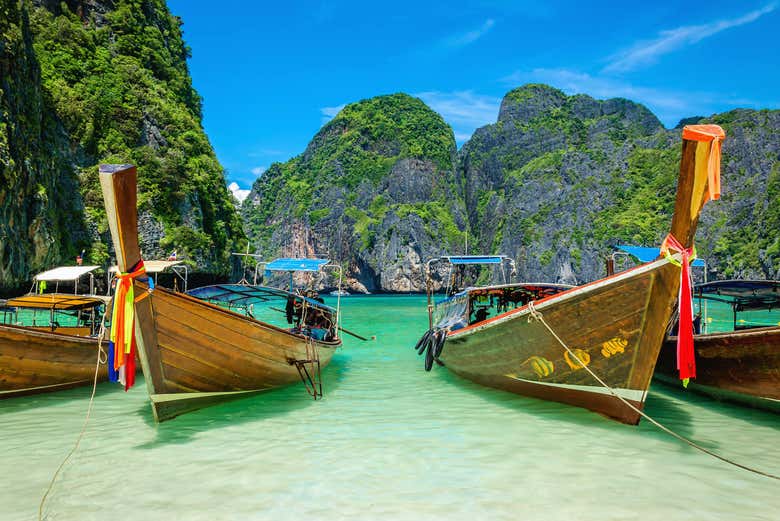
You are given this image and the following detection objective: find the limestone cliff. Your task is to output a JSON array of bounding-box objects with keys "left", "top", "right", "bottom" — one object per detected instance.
[
  {"left": 243, "top": 94, "right": 466, "bottom": 292},
  {"left": 244, "top": 85, "right": 778, "bottom": 290},
  {"left": 0, "top": 0, "right": 88, "bottom": 288},
  {"left": 460, "top": 85, "right": 779, "bottom": 283},
  {"left": 459, "top": 84, "right": 676, "bottom": 284},
  {"left": 0, "top": 0, "right": 245, "bottom": 291}
]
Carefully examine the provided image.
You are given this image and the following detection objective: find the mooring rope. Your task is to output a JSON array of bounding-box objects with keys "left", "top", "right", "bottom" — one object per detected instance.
[
  {"left": 526, "top": 301, "right": 780, "bottom": 481},
  {"left": 38, "top": 308, "right": 110, "bottom": 520}
]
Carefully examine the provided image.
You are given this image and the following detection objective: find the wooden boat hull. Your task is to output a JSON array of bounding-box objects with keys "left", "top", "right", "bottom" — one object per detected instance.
[
  {"left": 441, "top": 259, "right": 681, "bottom": 424},
  {"left": 100, "top": 163, "right": 341, "bottom": 422},
  {"left": 132, "top": 282, "right": 338, "bottom": 421},
  {"left": 0, "top": 324, "right": 105, "bottom": 399},
  {"left": 656, "top": 327, "right": 780, "bottom": 412}
]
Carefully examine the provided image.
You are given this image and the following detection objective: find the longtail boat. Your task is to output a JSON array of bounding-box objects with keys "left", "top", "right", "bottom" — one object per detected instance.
[
  {"left": 99, "top": 164, "right": 342, "bottom": 422},
  {"left": 413, "top": 125, "right": 726, "bottom": 424},
  {"left": 0, "top": 266, "right": 108, "bottom": 398},
  {"left": 656, "top": 280, "right": 780, "bottom": 412}
]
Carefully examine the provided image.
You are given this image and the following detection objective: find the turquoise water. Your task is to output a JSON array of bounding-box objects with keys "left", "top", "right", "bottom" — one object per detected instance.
[
  {"left": 695, "top": 298, "right": 780, "bottom": 333},
  {"left": 1, "top": 295, "right": 778, "bottom": 520}
]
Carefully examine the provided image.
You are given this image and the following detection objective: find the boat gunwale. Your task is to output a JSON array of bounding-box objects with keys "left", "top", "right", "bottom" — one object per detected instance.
[
  {"left": 0, "top": 323, "right": 99, "bottom": 343},
  {"left": 667, "top": 325, "right": 780, "bottom": 341},
  {"left": 143, "top": 282, "right": 343, "bottom": 348},
  {"left": 446, "top": 255, "right": 674, "bottom": 339}
]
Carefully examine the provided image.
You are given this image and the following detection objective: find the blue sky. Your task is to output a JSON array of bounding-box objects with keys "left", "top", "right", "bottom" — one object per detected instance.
[{"left": 167, "top": 0, "right": 779, "bottom": 191}]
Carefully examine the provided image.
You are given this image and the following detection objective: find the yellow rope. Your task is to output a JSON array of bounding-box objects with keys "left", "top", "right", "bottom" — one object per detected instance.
[
  {"left": 38, "top": 308, "right": 110, "bottom": 520},
  {"left": 526, "top": 301, "right": 780, "bottom": 481}
]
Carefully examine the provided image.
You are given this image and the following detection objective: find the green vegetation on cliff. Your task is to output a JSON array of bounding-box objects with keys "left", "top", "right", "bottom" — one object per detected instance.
[
  {"left": 245, "top": 93, "right": 462, "bottom": 254},
  {"left": 243, "top": 93, "right": 465, "bottom": 291},
  {"left": 24, "top": 0, "right": 244, "bottom": 271},
  {"left": 699, "top": 110, "right": 780, "bottom": 278},
  {"left": 462, "top": 85, "right": 778, "bottom": 282},
  {"left": 1, "top": 0, "right": 88, "bottom": 287}
]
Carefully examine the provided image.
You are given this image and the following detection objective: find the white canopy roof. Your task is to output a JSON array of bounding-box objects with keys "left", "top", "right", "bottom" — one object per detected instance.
[
  {"left": 34, "top": 266, "right": 99, "bottom": 282},
  {"left": 109, "top": 260, "right": 184, "bottom": 274}
]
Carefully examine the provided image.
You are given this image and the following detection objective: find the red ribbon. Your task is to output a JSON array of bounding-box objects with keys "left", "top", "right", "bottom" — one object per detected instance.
[{"left": 660, "top": 234, "right": 696, "bottom": 381}]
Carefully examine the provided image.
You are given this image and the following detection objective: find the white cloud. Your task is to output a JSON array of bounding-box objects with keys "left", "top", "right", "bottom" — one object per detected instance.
[
  {"left": 321, "top": 104, "right": 346, "bottom": 123},
  {"left": 501, "top": 67, "right": 774, "bottom": 127},
  {"left": 445, "top": 19, "right": 496, "bottom": 48},
  {"left": 251, "top": 166, "right": 267, "bottom": 176},
  {"left": 604, "top": 3, "right": 777, "bottom": 72},
  {"left": 504, "top": 68, "right": 688, "bottom": 110},
  {"left": 416, "top": 90, "right": 501, "bottom": 143},
  {"left": 228, "top": 182, "right": 250, "bottom": 203}
]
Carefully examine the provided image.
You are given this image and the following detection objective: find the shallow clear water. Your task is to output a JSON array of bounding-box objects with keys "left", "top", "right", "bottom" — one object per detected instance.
[
  {"left": 696, "top": 298, "right": 780, "bottom": 332},
  {"left": 1, "top": 295, "right": 778, "bottom": 520}
]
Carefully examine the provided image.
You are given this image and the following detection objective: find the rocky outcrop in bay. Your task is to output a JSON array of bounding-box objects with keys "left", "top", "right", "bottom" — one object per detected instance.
[
  {"left": 460, "top": 86, "right": 779, "bottom": 283},
  {"left": 243, "top": 94, "right": 466, "bottom": 292},
  {"left": 244, "top": 85, "right": 778, "bottom": 290},
  {"left": 459, "top": 84, "right": 678, "bottom": 284}
]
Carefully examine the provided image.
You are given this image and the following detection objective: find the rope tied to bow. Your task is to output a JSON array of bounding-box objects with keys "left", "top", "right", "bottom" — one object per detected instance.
[{"left": 524, "top": 301, "right": 779, "bottom": 481}]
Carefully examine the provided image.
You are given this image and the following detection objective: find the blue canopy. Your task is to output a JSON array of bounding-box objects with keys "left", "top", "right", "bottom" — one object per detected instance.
[
  {"left": 264, "top": 258, "right": 330, "bottom": 272},
  {"left": 443, "top": 255, "right": 506, "bottom": 265},
  {"left": 188, "top": 284, "right": 336, "bottom": 313},
  {"left": 616, "top": 245, "right": 705, "bottom": 267}
]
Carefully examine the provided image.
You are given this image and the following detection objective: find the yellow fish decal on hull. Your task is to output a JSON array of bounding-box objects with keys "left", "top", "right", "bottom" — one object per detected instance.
[
  {"left": 601, "top": 337, "right": 628, "bottom": 358},
  {"left": 520, "top": 355, "right": 554, "bottom": 378},
  {"left": 564, "top": 348, "right": 590, "bottom": 370}
]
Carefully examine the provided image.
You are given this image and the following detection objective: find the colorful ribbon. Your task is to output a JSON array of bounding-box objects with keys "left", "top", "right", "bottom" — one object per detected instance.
[
  {"left": 682, "top": 124, "right": 725, "bottom": 203},
  {"left": 660, "top": 234, "right": 696, "bottom": 385},
  {"left": 109, "top": 259, "right": 146, "bottom": 390},
  {"left": 659, "top": 125, "right": 725, "bottom": 386}
]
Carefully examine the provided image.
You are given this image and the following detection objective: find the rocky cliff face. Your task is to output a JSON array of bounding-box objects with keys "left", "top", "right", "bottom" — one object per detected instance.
[
  {"left": 3, "top": 0, "right": 776, "bottom": 293},
  {"left": 459, "top": 84, "right": 677, "bottom": 284},
  {"left": 460, "top": 85, "right": 779, "bottom": 284},
  {"left": 243, "top": 94, "right": 466, "bottom": 292},
  {"left": 0, "top": 0, "right": 245, "bottom": 290},
  {"left": 0, "top": 0, "right": 89, "bottom": 287},
  {"left": 244, "top": 85, "right": 778, "bottom": 291},
  {"left": 693, "top": 109, "right": 780, "bottom": 280}
]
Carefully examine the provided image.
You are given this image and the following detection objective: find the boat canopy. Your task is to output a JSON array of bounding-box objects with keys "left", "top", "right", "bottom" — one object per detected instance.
[
  {"left": 5, "top": 293, "right": 108, "bottom": 310},
  {"left": 187, "top": 284, "right": 336, "bottom": 313},
  {"left": 109, "top": 260, "right": 185, "bottom": 274},
  {"left": 615, "top": 245, "right": 705, "bottom": 267},
  {"left": 264, "top": 258, "right": 330, "bottom": 272},
  {"left": 441, "top": 255, "right": 507, "bottom": 265},
  {"left": 34, "top": 266, "right": 100, "bottom": 281},
  {"left": 695, "top": 280, "right": 779, "bottom": 310}
]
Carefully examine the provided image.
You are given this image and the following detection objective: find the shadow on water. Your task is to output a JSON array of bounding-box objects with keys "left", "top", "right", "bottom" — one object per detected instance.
[
  {"left": 133, "top": 353, "right": 351, "bottom": 448},
  {"left": 434, "top": 366, "right": 707, "bottom": 445},
  {"left": 651, "top": 378, "right": 780, "bottom": 432},
  {"left": 0, "top": 380, "right": 124, "bottom": 415}
]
